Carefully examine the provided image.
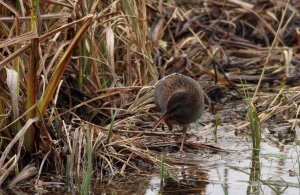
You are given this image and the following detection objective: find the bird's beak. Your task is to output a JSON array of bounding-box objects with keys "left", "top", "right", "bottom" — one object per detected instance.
[{"left": 153, "top": 112, "right": 170, "bottom": 130}]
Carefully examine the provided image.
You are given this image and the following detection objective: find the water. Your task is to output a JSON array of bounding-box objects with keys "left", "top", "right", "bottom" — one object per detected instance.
[
  {"left": 206, "top": 143, "right": 299, "bottom": 195},
  {"left": 139, "top": 134, "right": 300, "bottom": 195}
]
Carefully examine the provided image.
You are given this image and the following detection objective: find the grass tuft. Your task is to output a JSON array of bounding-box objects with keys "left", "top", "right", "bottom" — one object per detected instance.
[{"left": 81, "top": 129, "right": 93, "bottom": 195}]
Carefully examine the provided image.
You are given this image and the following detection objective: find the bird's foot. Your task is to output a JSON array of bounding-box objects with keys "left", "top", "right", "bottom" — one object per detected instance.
[
  {"left": 191, "top": 132, "right": 203, "bottom": 141},
  {"left": 176, "top": 140, "right": 186, "bottom": 158},
  {"left": 176, "top": 150, "right": 186, "bottom": 158}
]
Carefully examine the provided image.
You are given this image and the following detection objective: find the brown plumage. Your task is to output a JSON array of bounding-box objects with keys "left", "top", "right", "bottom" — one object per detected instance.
[{"left": 153, "top": 73, "right": 205, "bottom": 152}]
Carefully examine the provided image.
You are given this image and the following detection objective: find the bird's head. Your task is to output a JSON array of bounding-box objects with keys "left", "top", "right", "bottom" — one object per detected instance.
[{"left": 153, "top": 91, "right": 190, "bottom": 129}]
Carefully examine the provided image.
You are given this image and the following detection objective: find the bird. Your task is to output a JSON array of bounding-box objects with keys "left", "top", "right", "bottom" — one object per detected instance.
[{"left": 153, "top": 73, "right": 205, "bottom": 152}]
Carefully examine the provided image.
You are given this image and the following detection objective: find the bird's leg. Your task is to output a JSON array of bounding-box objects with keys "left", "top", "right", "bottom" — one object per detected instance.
[
  {"left": 179, "top": 125, "right": 188, "bottom": 152},
  {"left": 166, "top": 121, "right": 173, "bottom": 132}
]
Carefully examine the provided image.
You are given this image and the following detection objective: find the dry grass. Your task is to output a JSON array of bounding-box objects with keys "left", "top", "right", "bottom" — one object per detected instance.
[{"left": 0, "top": 0, "right": 300, "bottom": 191}]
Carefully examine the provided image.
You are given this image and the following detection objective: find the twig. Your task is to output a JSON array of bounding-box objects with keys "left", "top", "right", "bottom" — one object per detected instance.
[
  {"left": 252, "top": 0, "right": 290, "bottom": 102},
  {"left": 113, "top": 129, "right": 183, "bottom": 136}
]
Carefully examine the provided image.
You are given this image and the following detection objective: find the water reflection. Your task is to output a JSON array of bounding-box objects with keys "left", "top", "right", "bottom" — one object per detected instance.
[
  {"left": 159, "top": 166, "right": 208, "bottom": 195},
  {"left": 246, "top": 156, "right": 261, "bottom": 194},
  {"left": 145, "top": 177, "right": 160, "bottom": 195},
  {"left": 221, "top": 169, "right": 228, "bottom": 195},
  {"left": 143, "top": 138, "right": 299, "bottom": 195}
]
